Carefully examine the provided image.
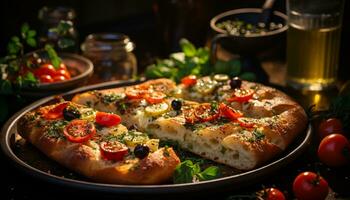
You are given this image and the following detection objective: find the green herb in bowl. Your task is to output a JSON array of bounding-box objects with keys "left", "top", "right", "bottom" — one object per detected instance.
[{"left": 216, "top": 19, "right": 283, "bottom": 36}]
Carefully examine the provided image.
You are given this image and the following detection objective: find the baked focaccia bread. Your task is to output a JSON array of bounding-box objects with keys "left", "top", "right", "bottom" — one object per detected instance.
[
  {"left": 18, "top": 102, "right": 180, "bottom": 184},
  {"left": 72, "top": 76, "right": 307, "bottom": 170}
]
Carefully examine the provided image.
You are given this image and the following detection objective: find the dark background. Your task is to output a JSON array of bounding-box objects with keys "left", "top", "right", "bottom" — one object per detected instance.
[
  {"left": 0, "top": 0, "right": 348, "bottom": 79},
  {"left": 0, "top": 1, "right": 350, "bottom": 199}
]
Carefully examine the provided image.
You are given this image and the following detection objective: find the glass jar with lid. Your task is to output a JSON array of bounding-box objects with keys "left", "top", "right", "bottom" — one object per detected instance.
[
  {"left": 81, "top": 33, "right": 137, "bottom": 84},
  {"left": 38, "top": 6, "right": 78, "bottom": 52}
]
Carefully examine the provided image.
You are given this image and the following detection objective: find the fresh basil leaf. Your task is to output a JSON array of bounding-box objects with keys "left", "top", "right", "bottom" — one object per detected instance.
[
  {"left": 170, "top": 52, "right": 186, "bottom": 64},
  {"left": 57, "top": 20, "right": 73, "bottom": 34},
  {"left": 196, "top": 166, "right": 220, "bottom": 181},
  {"left": 196, "top": 47, "right": 209, "bottom": 64},
  {"left": 45, "top": 44, "right": 61, "bottom": 69},
  {"left": 239, "top": 72, "right": 256, "bottom": 81},
  {"left": 27, "top": 30, "right": 36, "bottom": 37},
  {"left": 180, "top": 38, "right": 196, "bottom": 57},
  {"left": 26, "top": 38, "right": 37, "bottom": 47},
  {"left": 11, "top": 36, "right": 20, "bottom": 43},
  {"left": 173, "top": 160, "right": 200, "bottom": 184},
  {"left": 7, "top": 36, "right": 22, "bottom": 55},
  {"left": 23, "top": 72, "right": 37, "bottom": 82},
  {"left": 21, "top": 23, "right": 30, "bottom": 37}
]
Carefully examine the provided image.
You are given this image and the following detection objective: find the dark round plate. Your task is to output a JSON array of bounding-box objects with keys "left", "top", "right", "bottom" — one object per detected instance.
[
  {"left": 18, "top": 52, "right": 94, "bottom": 97},
  {"left": 0, "top": 80, "right": 312, "bottom": 196}
]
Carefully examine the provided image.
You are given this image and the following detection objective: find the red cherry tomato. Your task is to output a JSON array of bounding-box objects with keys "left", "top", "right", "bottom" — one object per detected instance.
[
  {"left": 227, "top": 88, "right": 254, "bottom": 103},
  {"left": 63, "top": 119, "right": 96, "bottom": 143},
  {"left": 318, "top": 134, "right": 350, "bottom": 167},
  {"left": 219, "top": 103, "right": 243, "bottom": 121},
  {"left": 43, "top": 102, "right": 68, "bottom": 120},
  {"left": 194, "top": 103, "right": 220, "bottom": 122},
  {"left": 95, "top": 112, "right": 121, "bottom": 127},
  {"left": 39, "top": 75, "right": 54, "bottom": 83},
  {"left": 318, "top": 118, "right": 343, "bottom": 139},
  {"left": 33, "top": 64, "right": 57, "bottom": 77},
  {"left": 144, "top": 91, "right": 166, "bottom": 104},
  {"left": 53, "top": 75, "right": 67, "bottom": 82},
  {"left": 100, "top": 140, "right": 128, "bottom": 161},
  {"left": 56, "top": 69, "right": 71, "bottom": 79},
  {"left": 183, "top": 107, "right": 198, "bottom": 124},
  {"left": 125, "top": 87, "right": 147, "bottom": 100},
  {"left": 237, "top": 118, "right": 255, "bottom": 128},
  {"left": 58, "top": 63, "right": 67, "bottom": 70},
  {"left": 181, "top": 75, "right": 197, "bottom": 87},
  {"left": 261, "top": 188, "right": 286, "bottom": 200},
  {"left": 293, "top": 171, "right": 329, "bottom": 200}
]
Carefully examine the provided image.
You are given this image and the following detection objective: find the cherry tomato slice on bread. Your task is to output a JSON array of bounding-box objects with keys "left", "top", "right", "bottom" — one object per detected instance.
[
  {"left": 181, "top": 75, "right": 197, "bottom": 87},
  {"left": 318, "top": 134, "right": 350, "bottom": 167},
  {"left": 144, "top": 91, "right": 166, "bottom": 104},
  {"left": 63, "top": 119, "right": 96, "bottom": 143},
  {"left": 219, "top": 103, "right": 243, "bottom": 121},
  {"left": 227, "top": 88, "right": 254, "bottom": 103},
  {"left": 100, "top": 140, "right": 128, "bottom": 161},
  {"left": 43, "top": 102, "right": 68, "bottom": 120},
  {"left": 293, "top": 171, "right": 329, "bottom": 200},
  {"left": 125, "top": 87, "right": 148, "bottom": 99},
  {"left": 95, "top": 112, "right": 121, "bottom": 127},
  {"left": 183, "top": 108, "right": 198, "bottom": 124},
  {"left": 194, "top": 103, "right": 220, "bottom": 122}
]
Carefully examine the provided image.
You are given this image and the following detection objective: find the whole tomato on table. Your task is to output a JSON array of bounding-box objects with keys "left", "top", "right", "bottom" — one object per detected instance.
[
  {"left": 318, "top": 134, "right": 350, "bottom": 167},
  {"left": 293, "top": 171, "right": 329, "bottom": 200}
]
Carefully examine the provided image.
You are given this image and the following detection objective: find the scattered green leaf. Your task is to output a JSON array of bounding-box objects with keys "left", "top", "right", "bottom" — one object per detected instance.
[
  {"left": 173, "top": 160, "right": 220, "bottom": 183},
  {"left": 45, "top": 44, "right": 61, "bottom": 69}
]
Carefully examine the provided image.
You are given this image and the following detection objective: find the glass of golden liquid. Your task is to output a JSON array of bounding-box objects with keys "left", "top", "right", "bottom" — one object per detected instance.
[{"left": 286, "top": 0, "right": 344, "bottom": 91}]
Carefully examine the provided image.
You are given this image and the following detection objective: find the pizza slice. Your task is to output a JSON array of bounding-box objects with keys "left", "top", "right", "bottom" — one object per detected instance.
[
  {"left": 72, "top": 77, "right": 307, "bottom": 170},
  {"left": 18, "top": 101, "right": 180, "bottom": 184}
]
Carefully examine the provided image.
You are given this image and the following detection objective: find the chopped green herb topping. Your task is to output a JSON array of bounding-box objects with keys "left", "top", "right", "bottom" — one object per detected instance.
[
  {"left": 247, "top": 129, "right": 265, "bottom": 142},
  {"left": 101, "top": 93, "right": 125, "bottom": 104},
  {"left": 46, "top": 120, "right": 68, "bottom": 138}
]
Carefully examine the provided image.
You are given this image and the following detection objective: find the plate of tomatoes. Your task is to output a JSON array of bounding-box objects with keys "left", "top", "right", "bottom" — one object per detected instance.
[{"left": 17, "top": 49, "right": 93, "bottom": 96}]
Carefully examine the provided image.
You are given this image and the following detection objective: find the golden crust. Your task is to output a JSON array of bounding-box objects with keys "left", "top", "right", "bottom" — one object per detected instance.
[{"left": 17, "top": 104, "right": 180, "bottom": 185}]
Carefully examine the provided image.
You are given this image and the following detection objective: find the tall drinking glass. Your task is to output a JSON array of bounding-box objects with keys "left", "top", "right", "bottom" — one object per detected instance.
[{"left": 286, "top": 0, "right": 344, "bottom": 91}]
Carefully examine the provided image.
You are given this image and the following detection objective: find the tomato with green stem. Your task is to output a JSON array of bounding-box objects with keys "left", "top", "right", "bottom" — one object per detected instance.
[
  {"left": 293, "top": 171, "right": 329, "bottom": 200},
  {"left": 259, "top": 188, "right": 286, "bottom": 200}
]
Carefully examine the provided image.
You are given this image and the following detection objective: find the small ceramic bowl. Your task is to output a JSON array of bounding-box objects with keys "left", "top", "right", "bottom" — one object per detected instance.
[
  {"left": 19, "top": 50, "right": 93, "bottom": 97},
  {"left": 210, "top": 8, "right": 288, "bottom": 58}
]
